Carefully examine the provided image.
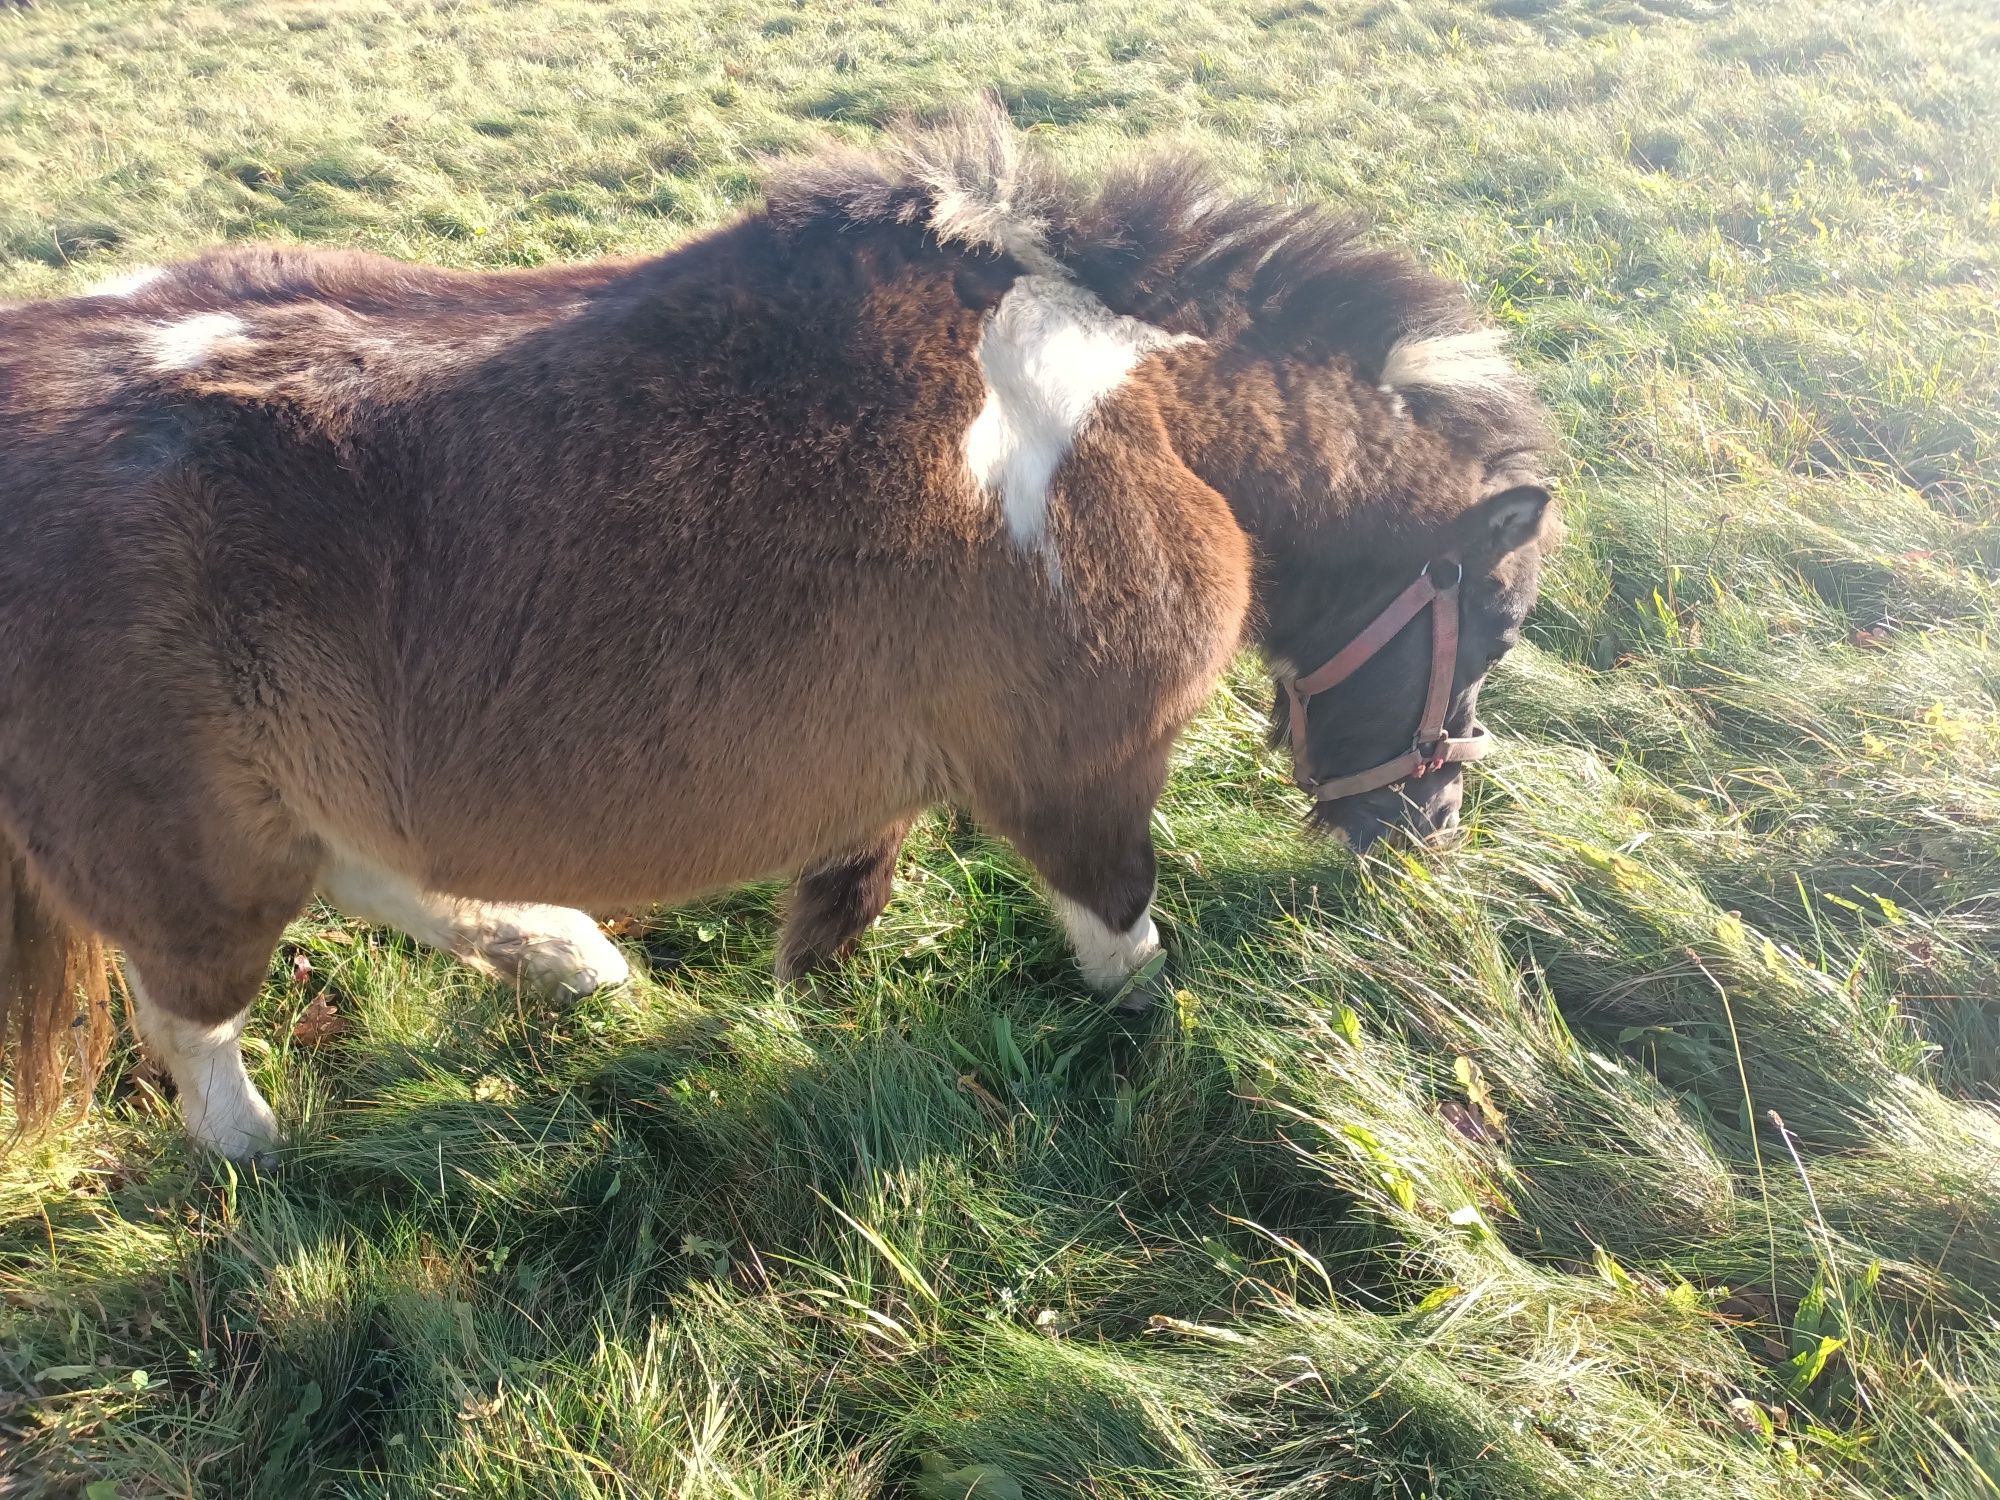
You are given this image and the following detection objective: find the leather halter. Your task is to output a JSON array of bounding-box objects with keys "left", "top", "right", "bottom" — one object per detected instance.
[{"left": 1282, "top": 557, "right": 1491, "bottom": 802}]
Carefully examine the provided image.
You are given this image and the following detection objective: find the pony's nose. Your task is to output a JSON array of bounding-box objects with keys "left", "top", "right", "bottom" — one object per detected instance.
[{"left": 1315, "top": 773, "right": 1463, "bottom": 852}]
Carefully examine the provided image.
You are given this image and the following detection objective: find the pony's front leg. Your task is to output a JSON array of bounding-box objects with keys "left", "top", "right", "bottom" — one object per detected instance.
[{"left": 985, "top": 766, "right": 1167, "bottom": 1000}]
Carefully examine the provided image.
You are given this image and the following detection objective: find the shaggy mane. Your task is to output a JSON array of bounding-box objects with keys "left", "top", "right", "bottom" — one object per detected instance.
[{"left": 763, "top": 97, "right": 1547, "bottom": 456}]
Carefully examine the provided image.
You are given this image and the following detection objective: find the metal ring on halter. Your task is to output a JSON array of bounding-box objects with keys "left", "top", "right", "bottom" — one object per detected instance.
[{"left": 1425, "top": 557, "right": 1463, "bottom": 590}]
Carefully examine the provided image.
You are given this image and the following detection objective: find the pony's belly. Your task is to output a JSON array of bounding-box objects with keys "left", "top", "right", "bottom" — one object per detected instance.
[{"left": 398, "top": 761, "right": 924, "bottom": 912}]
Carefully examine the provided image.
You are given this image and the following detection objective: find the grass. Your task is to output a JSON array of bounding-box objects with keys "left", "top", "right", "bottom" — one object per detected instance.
[{"left": 2, "top": 0, "right": 1998, "bottom": 1494}]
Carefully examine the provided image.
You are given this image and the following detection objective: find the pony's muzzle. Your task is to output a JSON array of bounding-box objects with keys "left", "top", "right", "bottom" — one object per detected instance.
[{"left": 1312, "top": 770, "right": 1464, "bottom": 853}]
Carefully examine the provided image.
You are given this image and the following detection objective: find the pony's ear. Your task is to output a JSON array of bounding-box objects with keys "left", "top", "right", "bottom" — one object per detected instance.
[{"left": 1462, "top": 484, "right": 1550, "bottom": 552}]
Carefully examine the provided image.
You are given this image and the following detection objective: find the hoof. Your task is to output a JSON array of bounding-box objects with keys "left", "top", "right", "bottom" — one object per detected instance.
[
  {"left": 489, "top": 912, "right": 633, "bottom": 998},
  {"left": 518, "top": 937, "right": 631, "bottom": 998},
  {"left": 1064, "top": 908, "right": 1165, "bottom": 995},
  {"left": 773, "top": 942, "right": 854, "bottom": 989},
  {"left": 1103, "top": 949, "right": 1169, "bottom": 1013},
  {"left": 186, "top": 1088, "right": 282, "bottom": 1168}
]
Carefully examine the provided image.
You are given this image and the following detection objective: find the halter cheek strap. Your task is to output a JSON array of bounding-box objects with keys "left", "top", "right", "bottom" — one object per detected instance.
[{"left": 1283, "top": 557, "right": 1492, "bottom": 803}]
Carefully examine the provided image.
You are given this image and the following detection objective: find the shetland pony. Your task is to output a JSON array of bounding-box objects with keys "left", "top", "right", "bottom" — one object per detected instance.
[{"left": 0, "top": 103, "right": 1550, "bottom": 1158}]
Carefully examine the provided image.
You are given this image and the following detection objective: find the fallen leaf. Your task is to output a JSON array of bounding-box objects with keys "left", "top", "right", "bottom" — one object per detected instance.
[
  {"left": 471, "top": 1074, "right": 518, "bottom": 1103},
  {"left": 957, "top": 1071, "right": 1007, "bottom": 1118},
  {"left": 291, "top": 952, "right": 312, "bottom": 986},
  {"left": 1592, "top": 1244, "right": 1636, "bottom": 1292},
  {"left": 1728, "top": 1395, "right": 1775, "bottom": 1441},
  {"left": 292, "top": 993, "right": 349, "bottom": 1046},
  {"left": 457, "top": 1382, "right": 506, "bottom": 1422},
  {"left": 1453, "top": 1056, "right": 1507, "bottom": 1138},
  {"left": 1441, "top": 1099, "right": 1493, "bottom": 1145},
  {"left": 32, "top": 1364, "right": 99, "bottom": 1383},
  {"left": 1717, "top": 1290, "right": 1775, "bottom": 1325},
  {"left": 1146, "top": 1313, "right": 1252, "bottom": 1344},
  {"left": 1410, "top": 1284, "right": 1464, "bottom": 1314}
]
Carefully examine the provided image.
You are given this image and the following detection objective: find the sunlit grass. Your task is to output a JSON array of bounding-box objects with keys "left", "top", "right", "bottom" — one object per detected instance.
[{"left": 2, "top": 0, "right": 1997, "bottom": 1495}]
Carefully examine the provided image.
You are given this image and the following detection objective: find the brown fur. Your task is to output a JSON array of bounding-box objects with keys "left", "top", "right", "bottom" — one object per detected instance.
[{"left": 0, "top": 99, "right": 1550, "bottom": 1151}]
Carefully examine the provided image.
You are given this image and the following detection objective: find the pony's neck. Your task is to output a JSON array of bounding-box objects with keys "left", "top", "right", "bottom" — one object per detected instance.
[
  {"left": 1148, "top": 342, "right": 1443, "bottom": 666},
  {"left": 1149, "top": 345, "right": 1305, "bottom": 543}
]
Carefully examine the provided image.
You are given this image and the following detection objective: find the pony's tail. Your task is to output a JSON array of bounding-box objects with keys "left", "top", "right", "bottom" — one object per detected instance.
[{"left": 0, "top": 832, "right": 112, "bottom": 1140}]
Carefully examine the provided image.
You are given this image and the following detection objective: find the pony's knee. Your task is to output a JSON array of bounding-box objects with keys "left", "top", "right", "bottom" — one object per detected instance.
[
  {"left": 775, "top": 823, "right": 911, "bottom": 982},
  {"left": 778, "top": 860, "right": 898, "bottom": 980}
]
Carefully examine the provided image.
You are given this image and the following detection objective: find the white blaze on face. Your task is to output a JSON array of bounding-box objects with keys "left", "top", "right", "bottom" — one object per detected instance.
[
  {"left": 146, "top": 311, "right": 250, "bottom": 371},
  {"left": 963, "top": 276, "right": 1197, "bottom": 566}
]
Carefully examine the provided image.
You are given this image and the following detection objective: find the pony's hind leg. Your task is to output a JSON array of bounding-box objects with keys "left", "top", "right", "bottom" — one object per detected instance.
[
  {"left": 125, "top": 955, "right": 282, "bottom": 1163},
  {"left": 114, "top": 862, "right": 313, "bottom": 1162},
  {"left": 318, "top": 855, "right": 629, "bottom": 997},
  {"left": 776, "top": 818, "right": 914, "bottom": 981},
  {"left": 3, "top": 770, "right": 315, "bottom": 1159}
]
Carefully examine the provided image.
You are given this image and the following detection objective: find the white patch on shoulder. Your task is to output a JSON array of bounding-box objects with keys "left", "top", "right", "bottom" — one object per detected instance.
[
  {"left": 146, "top": 311, "right": 249, "bottom": 371},
  {"left": 1380, "top": 328, "right": 1515, "bottom": 396},
  {"left": 86, "top": 265, "right": 167, "bottom": 298},
  {"left": 963, "top": 276, "right": 1197, "bottom": 563},
  {"left": 1051, "top": 892, "right": 1163, "bottom": 993}
]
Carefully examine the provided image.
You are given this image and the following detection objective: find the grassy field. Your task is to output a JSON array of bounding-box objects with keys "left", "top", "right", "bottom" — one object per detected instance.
[{"left": 3, "top": 0, "right": 1998, "bottom": 1494}]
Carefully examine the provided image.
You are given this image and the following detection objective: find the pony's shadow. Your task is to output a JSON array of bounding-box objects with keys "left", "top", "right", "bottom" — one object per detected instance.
[{"left": 13, "top": 831, "right": 1376, "bottom": 1496}]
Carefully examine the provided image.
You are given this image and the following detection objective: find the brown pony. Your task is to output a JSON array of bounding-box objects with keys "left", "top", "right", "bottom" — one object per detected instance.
[{"left": 0, "top": 102, "right": 1552, "bottom": 1160}]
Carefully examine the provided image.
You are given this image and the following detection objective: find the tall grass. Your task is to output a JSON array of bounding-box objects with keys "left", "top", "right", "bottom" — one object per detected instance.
[{"left": 2, "top": 0, "right": 1996, "bottom": 1496}]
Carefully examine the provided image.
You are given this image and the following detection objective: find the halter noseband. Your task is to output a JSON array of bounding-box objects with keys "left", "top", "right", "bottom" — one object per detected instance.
[{"left": 1282, "top": 556, "right": 1491, "bottom": 803}]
